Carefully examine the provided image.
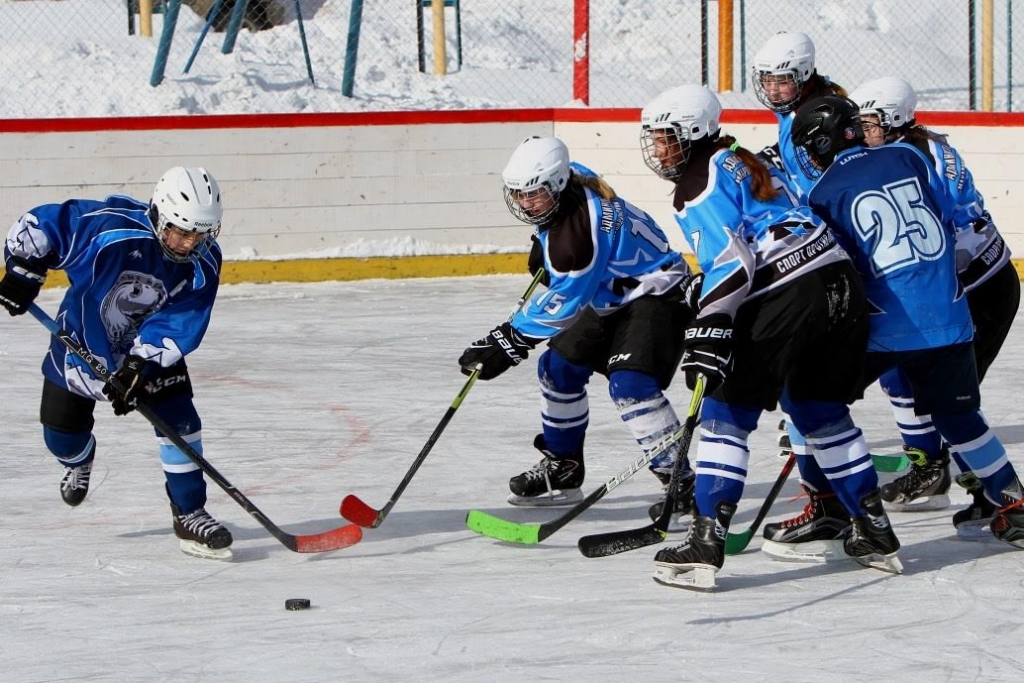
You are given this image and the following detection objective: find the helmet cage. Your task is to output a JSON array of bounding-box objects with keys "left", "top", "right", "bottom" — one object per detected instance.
[
  {"left": 752, "top": 70, "right": 803, "bottom": 113},
  {"left": 147, "top": 203, "right": 220, "bottom": 263},
  {"left": 503, "top": 184, "right": 559, "bottom": 225},
  {"left": 640, "top": 125, "right": 692, "bottom": 182}
]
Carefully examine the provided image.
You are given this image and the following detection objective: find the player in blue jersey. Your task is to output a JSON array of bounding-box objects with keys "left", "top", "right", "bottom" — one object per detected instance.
[
  {"left": 458, "top": 136, "right": 695, "bottom": 508},
  {"left": 790, "top": 95, "right": 1024, "bottom": 551},
  {"left": 637, "top": 84, "right": 901, "bottom": 587},
  {"left": 0, "top": 167, "right": 233, "bottom": 560},
  {"left": 751, "top": 31, "right": 848, "bottom": 200},
  {"left": 852, "top": 77, "right": 1020, "bottom": 528},
  {"left": 768, "top": 79, "right": 1022, "bottom": 545}
]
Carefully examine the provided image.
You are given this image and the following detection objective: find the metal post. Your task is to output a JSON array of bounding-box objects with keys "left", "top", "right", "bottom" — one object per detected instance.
[{"left": 342, "top": 0, "right": 365, "bottom": 96}]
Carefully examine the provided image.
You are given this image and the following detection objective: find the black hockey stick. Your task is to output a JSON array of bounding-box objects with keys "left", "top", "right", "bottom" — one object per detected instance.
[
  {"left": 341, "top": 270, "right": 546, "bottom": 528},
  {"left": 724, "top": 453, "right": 796, "bottom": 554},
  {"left": 29, "top": 303, "right": 362, "bottom": 553},
  {"left": 577, "top": 377, "right": 706, "bottom": 558},
  {"left": 465, "top": 424, "right": 691, "bottom": 544}
]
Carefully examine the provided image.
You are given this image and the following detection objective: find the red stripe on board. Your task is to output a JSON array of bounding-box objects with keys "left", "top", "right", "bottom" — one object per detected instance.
[{"left": 1, "top": 108, "right": 1022, "bottom": 134}]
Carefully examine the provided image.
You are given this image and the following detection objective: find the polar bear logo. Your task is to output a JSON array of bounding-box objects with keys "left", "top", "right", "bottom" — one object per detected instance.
[{"left": 100, "top": 271, "right": 168, "bottom": 352}]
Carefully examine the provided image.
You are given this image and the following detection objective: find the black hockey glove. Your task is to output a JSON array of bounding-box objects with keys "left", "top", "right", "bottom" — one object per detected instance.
[
  {"left": 683, "top": 272, "right": 704, "bottom": 315},
  {"left": 680, "top": 313, "right": 734, "bottom": 393},
  {"left": 102, "top": 356, "right": 156, "bottom": 416},
  {"left": 0, "top": 258, "right": 46, "bottom": 316},
  {"left": 459, "top": 322, "right": 535, "bottom": 381}
]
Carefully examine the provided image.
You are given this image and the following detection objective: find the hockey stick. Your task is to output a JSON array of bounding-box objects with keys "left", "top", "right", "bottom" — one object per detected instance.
[
  {"left": 28, "top": 303, "right": 362, "bottom": 554},
  {"left": 723, "top": 452, "right": 796, "bottom": 555},
  {"left": 340, "top": 270, "right": 546, "bottom": 528},
  {"left": 577, "top": 377, "right": 706, "bottom": 558},
  {"left": 465, "top": 424, "right": 691, "bottom": 545}
]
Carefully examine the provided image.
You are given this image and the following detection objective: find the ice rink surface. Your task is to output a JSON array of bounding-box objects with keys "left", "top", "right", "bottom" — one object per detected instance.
[{"left": 2, "top": 275, "right": 1023, "bottom": 683}]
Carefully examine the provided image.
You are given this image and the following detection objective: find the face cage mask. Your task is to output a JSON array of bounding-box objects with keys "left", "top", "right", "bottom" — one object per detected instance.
[
  {"left": 640, "top": 127, "right": 691, "bottom": 182},
  {"left": 795, "top": 133, "right": 832, "bottom": 179},
  {"left": 149, "top": 204, "right": 220, "bottom": 263},
  {"left": 753, "top": 71, "right": 803, "bottom": 114},
  {"left": 503, "top": 185, "right": 559, "bottom": 225}
]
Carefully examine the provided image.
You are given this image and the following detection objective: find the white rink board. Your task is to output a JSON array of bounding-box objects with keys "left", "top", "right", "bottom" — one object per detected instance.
[{"left": 1, "top": 118, "right": 1021, "bottom": 260}]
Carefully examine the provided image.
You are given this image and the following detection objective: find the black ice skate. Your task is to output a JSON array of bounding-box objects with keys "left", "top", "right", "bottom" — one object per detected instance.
[
  {"left": 507, "top": 434, "right": 585, "bottom": 507},
  {"left": 172, "top": 502, "right": 233, "bottom": 560},
  {"left": 652, "top": 501, "right": 736, "bottom": 591},
  {"left": 647, "top": 470, "right": 696, "bottom": 533},
  {"left": 843, "top": 490, "right": 904, "bottom": 573},
  {"left": 952, "top": 472, "right": 997, "bottom": 537},
  {"left": 988, "top": 478, "right": 1024, "bottom": 550},
  {"left": 879, "top": 447, "right": 951, "bottom": 511},
  {"left": 761, "top": 485, "right": 851, "bottom": 563},
  {"left": 60, "top": 462, "right": 93, "bottom": 507}
]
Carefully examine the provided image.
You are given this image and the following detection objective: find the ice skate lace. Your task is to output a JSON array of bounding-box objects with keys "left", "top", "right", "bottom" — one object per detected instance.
[
  {"left": 177, "top": 509, "right": 223, "bottom": 538},
  {"left": 61, "top": 464, "right": 91, "bottom": 492},
  {"left": 522, "top": 458, "right": 556, "bottom": 491}
]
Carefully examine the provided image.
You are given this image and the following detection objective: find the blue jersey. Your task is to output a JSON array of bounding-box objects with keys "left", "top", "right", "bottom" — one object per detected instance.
[
  {"left": 806, "top": 143, "right": 972, "bottom": 352},
  {"left": 670, "top": 146, "right": 849, "bottom": 321},
  {"left": 512, "top": 179, "right": 690, "bottom": 340},
  {"left": 4, "top": 195, "right": 221, "bottom": 400},
  {"left": 771, "top": 112, "right": 818, "bottom": 201},
  {"left": 906, "top": 135, "right": 1011, "bottom": 292}
]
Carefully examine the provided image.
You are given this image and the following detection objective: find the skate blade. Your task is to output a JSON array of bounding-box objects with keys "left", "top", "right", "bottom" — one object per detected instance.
[
  {"left": 763, "top": 539, "right": 904, "bottom": 573},
  {"left": 652, "top": 563, "right": 716, "bottom": 591},
  {"left": 853, "top": 552, "right": 904, "bottom": 574},
  {"left": 506, "top": 488, "right": 584, "bottom": 507},
  {"left": 882, "top": 493, "right": 951, "bottom": 512},
  {"left": 179, "top": 539, "right": 233, "bottom": 561},
  {"left": 761, "top": 539, "right": 842, "bottom": 564},
  {"left": 955, "top": 519, "right": 994, "bottom": 542}
]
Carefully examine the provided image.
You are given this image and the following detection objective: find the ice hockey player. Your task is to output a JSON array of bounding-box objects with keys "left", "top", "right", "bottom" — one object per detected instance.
[
  {"left": 0, "top": 167, "right": 234, "bottom": 560},
  {"left": 850, "top": 76, "right": 1019, "bottom": 530},
  {"left": 638, "top": 84, "right": 899, "bottom": 590},
  {"left": 751, "top": 31, "right": 848, "bottom": 200},
  {"left": 790, "top": 95, "right": 1024, "bottom": 552},
  {"left": 458, "top": 136, "right": 695, "bottom": 509}
]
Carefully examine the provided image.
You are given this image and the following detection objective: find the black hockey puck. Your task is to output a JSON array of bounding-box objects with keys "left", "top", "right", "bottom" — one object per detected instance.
[{"left": 285, "top": 598, "right": 312, "bottom": 611}]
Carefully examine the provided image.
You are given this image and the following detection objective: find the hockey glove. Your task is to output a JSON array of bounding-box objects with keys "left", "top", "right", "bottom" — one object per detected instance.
[
  {"left": 680, "top": 313, "right": 734, "bottom": 393},
  {"left": 682, "top": 272, "right": 704, "bottom": 315},
  {"left": 102, "top": 356, "right": 156, "bottom": 416},
  {"left": 0, "top": 258, "right": 46, "bottom": 316},
  {"left": 459, "top": 322, "right": 535, "bottom": 381}
]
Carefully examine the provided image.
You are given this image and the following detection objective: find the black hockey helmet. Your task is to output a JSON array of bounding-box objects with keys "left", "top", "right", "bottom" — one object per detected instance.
[{"left": 791, "top": 94, "right": 865, "bottom": 176}]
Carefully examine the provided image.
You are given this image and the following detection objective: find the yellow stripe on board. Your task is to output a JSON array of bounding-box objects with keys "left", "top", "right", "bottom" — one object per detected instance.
[{"left": 35, "top": 254, "right": 1023, "bottom": 287}]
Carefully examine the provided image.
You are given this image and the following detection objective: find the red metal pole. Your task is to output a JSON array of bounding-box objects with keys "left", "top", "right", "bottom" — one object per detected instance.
[{"left": 573, "top": 0, "right": 590, "bottom": 105}]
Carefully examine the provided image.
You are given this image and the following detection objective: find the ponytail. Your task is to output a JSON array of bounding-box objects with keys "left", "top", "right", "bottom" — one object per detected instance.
[{"left": 718, "top": 135, "right": 779, "bottom": 201}]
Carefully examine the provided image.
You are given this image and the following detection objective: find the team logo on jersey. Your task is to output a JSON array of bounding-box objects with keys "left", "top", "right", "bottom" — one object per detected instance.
[{"left": 100, "top": 271, "right": 168, "bottom": 352}]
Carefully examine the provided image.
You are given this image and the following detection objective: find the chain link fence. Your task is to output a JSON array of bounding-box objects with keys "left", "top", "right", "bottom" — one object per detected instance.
[{"left": 2, "top": 0, "right": 1021, "bottom": 119}]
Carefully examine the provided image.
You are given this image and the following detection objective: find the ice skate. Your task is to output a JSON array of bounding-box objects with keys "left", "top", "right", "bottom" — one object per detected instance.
[
  {"left": 172, "top": 503, "right": 233, "bottom": 560},
  {"left": 952, "top": 472, "right": 997, "bottom": 539},
  {"left": 761, "top": 485, "right": 851, "bottom": 563},
  {"left": 507, "top": 435, "right": 584, "bottom": 507},
  {"left": 879, "top": 447, "right": 951, "bottom": 511},
  {"left": 60, "top": 462, "right": 92, "bottom": 507},
  {"left": 652, "top": 502, "right": 735, "bottom": 591},
  {"left": 647, "top": 470, "right": 695, "bottom": 533},
  {"left": 842, "top": 490, "right": 904, "bottom": 574},
  {"left": 965, "top": 478, "right": 1024, "bottom": 549}
]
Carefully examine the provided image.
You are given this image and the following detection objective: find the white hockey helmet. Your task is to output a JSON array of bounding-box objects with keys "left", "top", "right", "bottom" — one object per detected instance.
[
  {"left": 502, "top": 136, "right": 571, "bottom": 225},
  {"left": 849, "top": 76, "right": 918, "bottom": 137},
  {"left": 640, "top": 84, "right": 722, "bottom": 181},
  {"left": 149, "top": 167, "right": 222, "bottom": 262},
  {"left": 751, "top": 31, "right": 816, "bottom": 113}
]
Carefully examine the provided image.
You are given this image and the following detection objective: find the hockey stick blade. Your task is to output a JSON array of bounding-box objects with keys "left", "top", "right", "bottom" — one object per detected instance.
[
  {"left": 871, "top": 452, "right": 911, "bottom": 473},
  {"left": 339, "top": 495, "right": 383, "bottom": 529},
  {"left": 576, "top": 379, "right": 705, "bottom": 559},
  {"left": 464, "top": 425, "right": 692, "bottom": 545},
  {"left": 723, "top": 453, "right": 796, "bottom": 555},
  {"left": 29, "top": 304, "right": 361, "bottom": 555},
  {"left": 290, "top": 524, "right": 364, "bottom": 553}
]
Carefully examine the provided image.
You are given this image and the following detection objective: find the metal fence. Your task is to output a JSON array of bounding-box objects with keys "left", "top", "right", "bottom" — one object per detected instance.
[{"left": 1, "top": 0, "right": 1020, "bottom": 119}]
